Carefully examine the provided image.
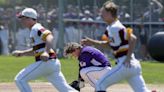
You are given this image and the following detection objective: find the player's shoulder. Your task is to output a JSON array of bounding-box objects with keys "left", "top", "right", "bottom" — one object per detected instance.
[
  {"left": 110, "top": 21, "right": 125, "bottom": 32},
  {"left": 81, "top": 46, "right": 92, "bottom": 52},
  {"left": 31, "top": 23, "right": 44, "bottom": 32},
  {"left": 82, "top": 46, "right": 101, "bottom": 55}
]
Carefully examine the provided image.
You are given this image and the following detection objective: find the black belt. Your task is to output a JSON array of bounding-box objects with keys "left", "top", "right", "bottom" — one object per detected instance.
[
  {"left": 115, "top": 50, "right": 128, "bottom": 58},
  {"left": 35, "top": 57, "right": 56, "bottom": 62},
  {"left": 35, "top": 52, "right": 57, "bottom": 62},
  {"left": 33, "top": 43, "right": 45, "bottom": 51}
]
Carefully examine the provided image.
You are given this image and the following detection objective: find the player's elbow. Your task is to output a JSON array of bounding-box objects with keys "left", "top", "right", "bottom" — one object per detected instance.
[
  {"left": 46, "top": 34, "right": 54, "bottom": 43},
  {"left": 129, "top": 34, "right": 137, "bottom": 44}
]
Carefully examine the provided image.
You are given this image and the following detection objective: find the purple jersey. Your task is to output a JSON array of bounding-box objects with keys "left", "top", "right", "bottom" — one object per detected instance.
[{"left": 78, "top": 46, "right": 111, "bottom": 69}]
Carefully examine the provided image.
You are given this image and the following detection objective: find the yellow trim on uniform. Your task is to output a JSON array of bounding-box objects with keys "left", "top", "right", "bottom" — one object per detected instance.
[
  {"left": 126, "top": 28, "right": 133, "bottom": 40},
  {"left": 42, "top": 30, "right": 51, "bottom": 41},
  {"left": 50, "top": 49, "right": 55, "bottom": 53},
  {"left": 35, "top": 51, "right": 44, "bottom": 57},
  {"left": 114, "top": 48, "right": 128, "bottom": 55}
]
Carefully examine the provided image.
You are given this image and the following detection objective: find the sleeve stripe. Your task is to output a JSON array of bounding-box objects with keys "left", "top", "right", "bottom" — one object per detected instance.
[
  {"left": 126, "top": 28, "right": 133, "bottom": 40},
  {"left": 41, "top": 30, "right": 51, "bottom": 41}
]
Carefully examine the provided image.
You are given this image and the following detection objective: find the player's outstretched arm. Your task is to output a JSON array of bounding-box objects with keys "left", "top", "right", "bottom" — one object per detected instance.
[
  {"left": 12, "top": 48, "right": 34, "bottom": 57},
  {"left": 81, "top": 37, "right": 110, "bottom": 49}
]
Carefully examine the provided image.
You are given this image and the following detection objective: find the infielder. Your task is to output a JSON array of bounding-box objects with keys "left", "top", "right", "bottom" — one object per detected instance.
[
  {"left": 82, "top": 1, "right": 150, "bottom": 92},
  {"left": 64, "top": 42, "right": 111, "bottom": 90},
  {"left": 12, "top": 8, "right": 78, "bottom": 92}
]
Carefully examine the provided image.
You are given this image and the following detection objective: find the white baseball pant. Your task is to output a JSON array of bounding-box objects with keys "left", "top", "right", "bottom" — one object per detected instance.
[
  {"left": 96, "top": 55, "right": 150, "bottom": 92},
  {"left": 15, "top": 59, "right": 78, "bottom": 92},
  {"left": 80, "top": 66, "right": 111, "bottom": 87}
]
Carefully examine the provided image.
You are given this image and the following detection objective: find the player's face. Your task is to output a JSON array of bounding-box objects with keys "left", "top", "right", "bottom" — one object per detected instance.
[
  {"left": 19, "top": 17, "right": 31, "bottom": 27},
  {"left": 71, "top": 49, "right": 80, "bottom": 58},
  {"left": 100, "top": 8, "right": 114, "bottom": 24}
]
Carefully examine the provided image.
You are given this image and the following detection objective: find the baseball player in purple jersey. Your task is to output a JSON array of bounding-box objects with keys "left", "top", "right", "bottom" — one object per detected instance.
[
  {"left": 12, "top": 8, "right": 78, "bottom": 92},
  {"left": 82, "top": 1, "right": 150, "bottom": 92},
  {"left": 64, "top": 42, "right": 111, "bottom": 90}
]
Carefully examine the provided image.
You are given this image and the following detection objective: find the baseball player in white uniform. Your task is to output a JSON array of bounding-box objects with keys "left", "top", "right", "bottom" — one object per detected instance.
[
  {"left": 12, "top": 8, "right": 78, "bottom": 92},
  {"left": 82, "top": 1, "right": 150, "bottom": 92}
]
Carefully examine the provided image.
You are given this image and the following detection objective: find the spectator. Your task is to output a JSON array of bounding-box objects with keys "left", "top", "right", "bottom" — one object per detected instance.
[
  {"left": 118, "top": 5, "right": 131, "bottom": 22},
  {"left": 143, "top": 0, "right": 163, "bottom": 21},
  {"left": 64, "top": 22, "right": 79, "bottom": 44},
  {"left": 138, "top": 24, "right": 149, "bottom": 60},
  {"left": 81, "top": 10, "right": 93, "bottom": 21},
  {"left": 0, "top": 22, "right": 9, "bottom": 55},
  {"left": 15, "top": 26, "right": 31, "bottom": 50},
  {"left": 64, "top": 4, "right": 78, "bottom": 19}
]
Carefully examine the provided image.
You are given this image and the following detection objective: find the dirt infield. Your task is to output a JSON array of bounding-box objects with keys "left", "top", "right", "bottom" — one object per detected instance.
[{"left": 0, "top": 82, "right": 163, "bottom": 92}]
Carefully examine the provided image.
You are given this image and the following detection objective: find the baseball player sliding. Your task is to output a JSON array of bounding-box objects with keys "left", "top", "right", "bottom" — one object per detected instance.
[
  {"left": 12, "top": 8, "right": 78, "bottom": 92},
  {"left": 64, "top": 42, "right": 111, "bottom": 91}
]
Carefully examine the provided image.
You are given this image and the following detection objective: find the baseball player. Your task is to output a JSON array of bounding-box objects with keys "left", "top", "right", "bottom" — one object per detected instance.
[
  {"left": 12, "top": 8, "right": 78, "bottom": 92},
  {"left": 81, "top": 1, "right": 150, "bottom": 92},
  {"left": 64, "top": 42, "right": 111, "bottom": 90}
]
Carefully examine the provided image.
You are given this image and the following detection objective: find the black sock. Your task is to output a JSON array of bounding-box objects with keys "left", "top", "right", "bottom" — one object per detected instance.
[{"left": 96, "top": 91, "right": 106, "bottom": 92}]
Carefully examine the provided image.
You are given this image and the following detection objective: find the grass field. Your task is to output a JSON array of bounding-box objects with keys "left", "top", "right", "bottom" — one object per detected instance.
[{"left": 0, "top": 55, "right": 164, "bottom": 84}]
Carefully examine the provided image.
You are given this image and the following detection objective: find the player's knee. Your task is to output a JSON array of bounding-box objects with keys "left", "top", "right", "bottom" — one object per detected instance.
[
  {"left": 15, "top": 77, "right": 26, "bottom": 85},
  {"left": 80, "top": 70, "right": 86, "bottom": 79}
]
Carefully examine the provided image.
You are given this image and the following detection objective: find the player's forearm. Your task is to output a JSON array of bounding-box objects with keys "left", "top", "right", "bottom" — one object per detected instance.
[
  {"left": 45, "top": 34, "right": 54, "bottom": 53},
  {"left": 21, "top": 48, "right": 34, "bottom": 56},
  {"left": 127, "top": 34, "right": 137, "bottom": 58},
  {"left": 87, "top": 37, "right": 109, "bottom": 47}
]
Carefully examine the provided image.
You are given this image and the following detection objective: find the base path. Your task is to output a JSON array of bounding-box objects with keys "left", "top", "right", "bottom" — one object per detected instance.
[{"left": 0, "top": 82, "right": 163, "bottom": 92}]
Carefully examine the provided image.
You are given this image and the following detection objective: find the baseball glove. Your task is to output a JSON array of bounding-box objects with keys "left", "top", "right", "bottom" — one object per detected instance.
[{"left": 69, "top": 80, "right": 80, "bottom": 91}]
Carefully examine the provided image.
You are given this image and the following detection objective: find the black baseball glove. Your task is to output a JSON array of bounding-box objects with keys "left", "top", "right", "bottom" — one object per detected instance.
[{"left": 69, "top": 80, "right": 80, "bottom": 91}]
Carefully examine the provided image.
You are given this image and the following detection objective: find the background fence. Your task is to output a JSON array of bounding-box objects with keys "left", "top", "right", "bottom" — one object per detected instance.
[{"left": 0, "top": 0, "right": 164, "bottom": 59}]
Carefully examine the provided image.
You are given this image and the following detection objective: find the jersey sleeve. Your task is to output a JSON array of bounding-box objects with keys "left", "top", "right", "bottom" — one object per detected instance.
[
  {"left": 125, "top": 27, "right": 133, "bottom": 40},
  {"left": 37, "top": 28, "right": 52, "bottom": 41}
]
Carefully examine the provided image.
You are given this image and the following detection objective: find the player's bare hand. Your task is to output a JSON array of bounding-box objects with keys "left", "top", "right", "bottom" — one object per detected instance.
[
  {"left": 81, "top": 37, "right": 92, "bottom": 46},
  {"left": 40, "top": 52, "right": 49, "bottom": 61},
  {"left": 12, "top": 50, "right": 23, "bottom": 57},
  {"left": 123, "top": 57, "right": 131, "bottom": 68}
]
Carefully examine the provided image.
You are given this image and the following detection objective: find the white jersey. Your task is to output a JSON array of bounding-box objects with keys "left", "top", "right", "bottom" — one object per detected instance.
[
  {"left": 15, "top": 23, "right": 78, "bottom": 92},
  {"left": 30, "top": 23, "right": 56, "bottom": 61},
  {"left": 106, "top": 20, "right": 132, "bottom": 59},
  {"left": 96, "top": 20, "right": 150, "bottom": 92}
]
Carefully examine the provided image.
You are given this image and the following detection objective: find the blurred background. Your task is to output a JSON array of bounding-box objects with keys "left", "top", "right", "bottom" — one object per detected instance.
[{"left": 0, "top": 0, "right": 163, "bottom": 60}]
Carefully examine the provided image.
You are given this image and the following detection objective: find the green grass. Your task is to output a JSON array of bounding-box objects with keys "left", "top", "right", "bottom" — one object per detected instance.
[
  {"left": 141, "top": 61, "right": 164, "bottom": 84},
  {"left": 0, "top": 56, "right": 79, "bottom": 83},
  {"left": 0, "top": 56, "right": 164, "bottom": 84}
]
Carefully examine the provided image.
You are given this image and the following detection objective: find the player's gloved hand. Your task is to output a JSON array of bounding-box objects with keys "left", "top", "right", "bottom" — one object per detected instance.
[
  {"left": 69, "top": 80, "right": 85, "bottom": 91},
  {"left": 40, "top": 52, "right": 49, "bottom": 61},
  {"left": 12, "top": 50, "right": 23, "bottom": 57}
]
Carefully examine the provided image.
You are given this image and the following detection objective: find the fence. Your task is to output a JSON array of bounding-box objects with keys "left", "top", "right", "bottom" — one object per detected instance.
[{"left": 0, "top": 0, "right": 163, "bottom": 59}]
